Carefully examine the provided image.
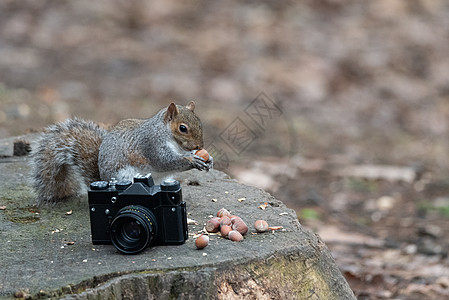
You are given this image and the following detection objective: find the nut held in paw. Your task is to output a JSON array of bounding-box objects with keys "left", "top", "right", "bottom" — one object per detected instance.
[{"left": 195, "top": 149, "right": 210, "bottom": 162}]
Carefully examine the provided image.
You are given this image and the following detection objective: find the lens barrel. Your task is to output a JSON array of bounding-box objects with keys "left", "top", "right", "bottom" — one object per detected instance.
[{"left": 110, "top": 205, "right": 157, "bottom": 254}]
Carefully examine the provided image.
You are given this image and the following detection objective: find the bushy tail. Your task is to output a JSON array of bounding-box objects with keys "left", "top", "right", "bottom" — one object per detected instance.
[{"left": 31, "top": 118, "right": 108, "bottom": 205}]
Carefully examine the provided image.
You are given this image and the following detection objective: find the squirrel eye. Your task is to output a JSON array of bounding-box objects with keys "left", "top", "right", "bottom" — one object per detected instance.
[{"left": 179, "top": 124, "right": 188, "bottom": 134}]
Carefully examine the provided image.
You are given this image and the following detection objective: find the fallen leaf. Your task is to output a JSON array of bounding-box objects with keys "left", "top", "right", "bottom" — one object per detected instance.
[
  {"left": 66, "top": 241, "right": 75, "bottom": 245},
  {"left": 0, "top": 206, "right": 6, "bottom": 210},
  {"left": 436, "top": 276, "right": 449, "bottom": 288}
]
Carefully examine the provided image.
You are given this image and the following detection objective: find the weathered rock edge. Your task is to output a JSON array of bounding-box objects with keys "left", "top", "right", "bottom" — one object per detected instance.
[
  {"left": 62, "top": 235, "right": 349, "bottom": 300},
  {"left": 0, "top": 135, "right": 355, "bottom": 300}
]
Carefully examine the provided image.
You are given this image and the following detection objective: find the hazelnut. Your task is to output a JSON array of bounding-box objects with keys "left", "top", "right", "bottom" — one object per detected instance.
[
  {"left": 205, "top": 217, "right": 221, "bottom": 233},
  {"left": 230, "top": 215, "right": 243, "bottom": 223},
  {"left": 228, "top": 230, "right": 243, "bottom": 242},
  {"left": 217, "top": 208, "right": 231, "bottom": 218},
  {"left": 219, "top": 216, "right": 232, "bottom": 226},
  {"left": 220, "top": 225, "right": 232, "bottom": 237},
  {"left": 195, "top": 234, "right": 209, "bottom": 249},
  {"left": 254, "top": 220, "right": 269, "bottom": 233},
  {"left": 232, "top": 219, "right": 248, "bottom": 235},
  {"left": 195, "top": 149, "right": 210, "bottom": 162}
]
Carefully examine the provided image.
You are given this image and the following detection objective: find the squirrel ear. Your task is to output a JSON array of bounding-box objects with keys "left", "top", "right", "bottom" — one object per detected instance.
[
  {"left": 165, "top": 102, "right": 179, "bottom": 122},
  {"left": 186, "top": 101, "right": 195, "bottom": 112}
]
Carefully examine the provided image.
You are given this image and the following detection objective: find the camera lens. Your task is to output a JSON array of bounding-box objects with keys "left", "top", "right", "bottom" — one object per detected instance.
[
  {"left": 123, "top": 221, "right": 142, "bottom": 239},
  {"left": 110, "top": 205, "right": 157, "bottom": 254}
]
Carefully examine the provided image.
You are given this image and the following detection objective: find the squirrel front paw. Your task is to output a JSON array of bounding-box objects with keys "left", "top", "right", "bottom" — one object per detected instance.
[
  {"left": 191, "top": 154, "right": 213, "bottom": 171},
  {"left": 186, "top": 149, "right": 213, "bottom": 171}
]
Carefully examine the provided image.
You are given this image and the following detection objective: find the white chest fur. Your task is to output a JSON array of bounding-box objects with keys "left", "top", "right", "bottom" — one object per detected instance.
[{"left": 166, "top": 140, "right": 184, "bottom": 155}]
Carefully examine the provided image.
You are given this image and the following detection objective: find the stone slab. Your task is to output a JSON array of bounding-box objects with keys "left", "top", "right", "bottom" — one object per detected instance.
[{"left": 0, "top": 136, "right": 355, "bottom": 299}]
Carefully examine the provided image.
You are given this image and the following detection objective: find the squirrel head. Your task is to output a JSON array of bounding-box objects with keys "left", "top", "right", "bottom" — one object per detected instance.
[{"left": 164, "top": 101, "right": 204, "bottom": 151}]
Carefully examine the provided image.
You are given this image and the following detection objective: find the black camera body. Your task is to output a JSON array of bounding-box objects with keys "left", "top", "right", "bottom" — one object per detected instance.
[{"left": 88, "top": 174, "right": 188, "bottom": 254}]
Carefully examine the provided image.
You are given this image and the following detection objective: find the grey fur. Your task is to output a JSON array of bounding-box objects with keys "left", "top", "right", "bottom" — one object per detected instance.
[
  {"left": 31, "top": 118, "right": 107, "bottom": 205},
  {"left": 31, "top": 105, "right": 212, "bottom": 205}
]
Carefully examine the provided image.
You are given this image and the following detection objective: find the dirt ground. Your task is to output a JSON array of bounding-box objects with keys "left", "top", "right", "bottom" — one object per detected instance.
[{"left": 2, "top": 1, "right": 449, "bottom": 298}]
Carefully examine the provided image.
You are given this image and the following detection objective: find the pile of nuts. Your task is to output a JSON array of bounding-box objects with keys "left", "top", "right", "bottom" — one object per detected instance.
[
  {"left": 195, "top": 208, "right": 278, "bottom": 250},
  {"left": 207, "top": 208, "right": 248, "bottom": 241}
]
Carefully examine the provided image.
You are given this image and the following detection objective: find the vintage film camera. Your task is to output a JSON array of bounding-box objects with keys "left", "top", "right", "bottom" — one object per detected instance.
[{"left": 88, "top": 174, "right": 188, "bottom": 254}]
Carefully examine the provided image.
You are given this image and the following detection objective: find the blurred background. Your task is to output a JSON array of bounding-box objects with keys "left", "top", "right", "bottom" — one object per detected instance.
[{"left": 1, "top": 0, "right": 449, "bottom": 298}]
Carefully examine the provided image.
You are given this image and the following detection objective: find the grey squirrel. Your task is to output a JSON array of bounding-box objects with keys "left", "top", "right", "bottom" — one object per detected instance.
[{"left": 31, "top": 102, "right": 213, "bottom": 205}]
